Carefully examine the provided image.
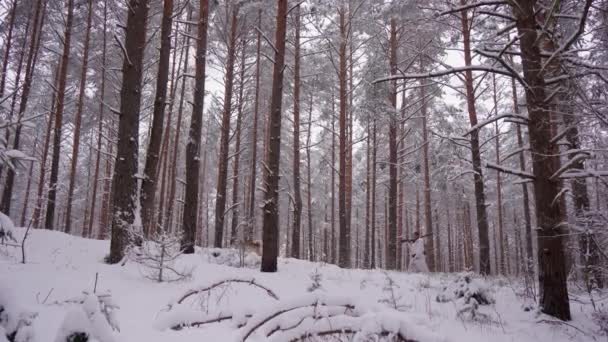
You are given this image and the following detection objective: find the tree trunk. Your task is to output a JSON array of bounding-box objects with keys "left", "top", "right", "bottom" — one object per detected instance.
[
  {"left": 291, "top": 4, "right": 302, "bottom": 259},
  {"left": 65, "top": 0, "right": 94, "bottom": 234},
  {"left": 460, "top": 3, "right": 490, "bottom": 274},
  {"left": 306, "top": 87, "right": 314, "bottom": 261},
  {"left": 88, "top": 0, "right": 109, "bottom": 239},
  {"left": 166, "top": 8, "right": 193, "bottom": 233},
  {"left": 213, "top": 5, "right": 238, "bottom": 248},
  {"left": 385, "top": 18, "right": 398, "bottom": 270},
  {"left": 260, "top": 0, "right": 288, "bottom": 273},
  {"left": 44, "top": 0, "right": 74, "bottom": 230},
  {"left": 141, "top": 0, "right": 174, "bottom": 236},
  {"left": 330, "top": 94, "right": 336, "bottom": 264},
  {"left": 364, "top": 117, "right": 371, "bottom": 268},
  {"left": 0, "top": 0, "right": 18, "bottom": 100},
  {"left": 420, "top": 64, "right": 434, "bottom": 272},
  {"left": 511, "top": 78, "right": 534, "bottom": 274},
  {"left": 247, "top": 9, "right": 262, "bottom": 242},
  {"left": 370, "top": 119, "right": 377, "bottom": 268},
  {"left": 107, "top": 0, "right": 150, "bottom": 263},
  {"left": 337, "top": 5, "right": 350, "bottom": 268},
  {"left": 181, "top": 0, "right": 210, "bottom": 253},
  {"left": 230, "top": 33, "right": 246, "bottom": 245},
  {"left": 492, "top": 74, "right": 505, "bottom": 275},
  {"left": 512, "top": 0, "right": 570, "bottom": 320}
]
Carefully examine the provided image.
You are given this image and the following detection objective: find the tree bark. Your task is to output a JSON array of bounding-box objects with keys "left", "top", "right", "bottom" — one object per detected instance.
[
  {"left": 370, "top": 119, "right": 377, "bottom": 268},
  {"left": 337, "top": 5, "right": 350, "bottom": 268},
  {"left": 213, "top": 5, "right": 239, "bottom": 248},
  {"left": 492, "top": 74, "right": 505, "bottom": 275},
  {"left": 385, "top": 18, "right": 398, "bottom": 270},
  {"left": 512, "top": 0, "right": 571, "bottom": 320},
  {"left": 260, "top": 0, "right": 288, "bottom": 273},
  {"left": 306, "top": 87, "right": 313, "bottom": 261},
  {"left": 181, "top": 0, "right": 210, "bottom": 253},
  {"left": 510, "top": 78, "right": 534, "bottom": 274},
  {"left": 291, "top": 4, "right": 302, "bottom": 259},
  {"left": 65, "top": 0, "right": 94, "bottom": 234},
  {"left": 0, "top": 0, "right": 18, "bottom": 100},
  {"left": 246, "top": 10, "right": 262, "bottom": 242},
  {"left": 230, "top": 33, "right": 246, "bottom": 245},
  {"left": 141, "top": 0, "right": 174, "bottom": 236},
  {"left": 460, "top": 3, "right": 490, "bottom": 274},
  {"left": 420, "top": 63, "right": 434, "bottom": 272},
  {"left": 89, "top": 0, "right": 109, "bottom": 239},
  {"left": 44, "top": 0, "right": 74, "bottom": 230},
  {"left": 108, "top": 0, "right": 149, "bottom": 263}
]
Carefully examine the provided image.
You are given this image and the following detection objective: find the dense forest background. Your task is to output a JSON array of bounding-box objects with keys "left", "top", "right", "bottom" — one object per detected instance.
[{"left": 0, "top": 0, "right": 607, "bottom": 322}]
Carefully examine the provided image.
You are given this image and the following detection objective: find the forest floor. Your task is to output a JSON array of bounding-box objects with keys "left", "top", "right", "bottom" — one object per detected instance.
[{"left": 1, "top": 228, "right": 605, "bottom": 342}]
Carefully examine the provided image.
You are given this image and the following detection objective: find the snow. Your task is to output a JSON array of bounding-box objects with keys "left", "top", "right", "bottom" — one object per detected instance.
[{"left": 1, "top": 228, "right": 605, "bottom": 342}]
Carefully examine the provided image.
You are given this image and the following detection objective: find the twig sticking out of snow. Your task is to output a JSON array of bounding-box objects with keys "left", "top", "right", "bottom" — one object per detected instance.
[
  {"left": 176, "top": 277, "right": 279, "bottom": 304},
  {"left": 156, "top": 277, "right": 279, "bottom": 331}
]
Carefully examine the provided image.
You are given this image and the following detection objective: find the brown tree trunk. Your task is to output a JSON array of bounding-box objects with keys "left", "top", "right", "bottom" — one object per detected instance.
[
  {"left": 166, "top": 9, "right": 193, "bottom": 233},
  {"left": 420, "top": 64, "right": 434, "bottom": 271},
  {"left": 0, "top": 0, "right": 17, "bottom": 100},
  {"left": 291, "top": 4, "right": 302, "bottom": 259},
  {"left": 107, "top": 0, "right": 150, "bottom": 263},
  {"left": 213, "top": 5, "right": 238, "bottom": 248},
  {"left": 460, "top": 3, "right": 490, "bottom": 274},
  {"left": 44, "top": 0, "right": 74, "bottom": 230},
  {"left": 364, "top": 117, "right": 371, "bottom": 268},
  {"left": 181, "top": 0, "right": 210, "bottom": 253},
  {"left": 230, "top": 34, "right": 246, "bottom": 245},
  {"left": 512, "top": 0, "right": 570, "bottom": 320},
  {"left": 306, "top": 88, "right": 314, "bottom": 261},
  {"left": 141, "top": 0, "right": 174, "bottom": 236},
  {"left": 260, "top": 0, "right": 288, "bottom": 273},
  {"left": 492, "top": 75, "right": 505, "bottom": 275},
  {"left": 246, "top": 10, "right": 262, "bottom": 242},
  {"left": 337, "top": 5, "right": 350, "bottom": 268},
  {"left": 386, "top": 18, "right": 398, "bottom": 270},
  {"left": 370, "top": 119, "right": 377, "bottom": 268},
  {"left": 331, "top": 94, "right": 336, "bottom": 263},
  {"left": 31, "top": 60, "right": 59, "bottom": 229},
  {"left": 65, "top": 0, "right": 94, "bottom": 234},
  {"left": 511, "top": 78, "right": 534, "bottom": 274},
  {"left": 88, "top": 0, "right": 109, "bottom": 239}
]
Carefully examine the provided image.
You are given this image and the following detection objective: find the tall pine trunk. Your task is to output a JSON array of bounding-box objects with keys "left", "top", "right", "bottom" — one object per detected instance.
[
  {"left": 65, "top": 0, "right": 94, "bottom": 234},
  {"left": 419, "top": 60, "right": 434, "bottom": 271},
  {"left": 385, "top": 18, "right": 398, "bottom": 270},
  {"left": 230, "top": 35, "right": 246, "bottom": 245},
  {"left": 337, "top": 6, "right": 350, "bottom": 268},
  {"left": 460, "top": 4, "right": 490, "bottom": 274},
  {"left": 107, "top": 0, "right": 149, "bottom": 263},
  {"left": 512, "top": 0, "right": 570, "bottom": 320},
  {"left": 246, "top": 10, "right": 262, "bottom": 242},
  {"left": 141, "top": 0, "right": 174, "bottom": 236},
  {"left": 181, "top": 0, "right": 210, "bottom": 253},
  {"left": 291, "top": 5, "right": 302, "bottom": 259},
  {"left": 260, "top": 0, "right": 288, "bottom": 273},
  {"left": 44, "top": 0, "right": 74, "bottom": 230},
  {"left": 88, "top": 0, "right": 109, "bottom": 239},
  {"left": 213, "top": 5, "right": 238, "bottom": 247}
]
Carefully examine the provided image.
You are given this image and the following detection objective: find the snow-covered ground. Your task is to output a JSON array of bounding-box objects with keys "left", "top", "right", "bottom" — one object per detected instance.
[{"left": 1, "top": 228, "right": 604, "bottom": 341}]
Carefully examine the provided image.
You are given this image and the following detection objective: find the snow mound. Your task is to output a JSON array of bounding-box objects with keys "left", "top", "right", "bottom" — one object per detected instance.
[
  {"left": 201, "top": 248, "right": 260, "bottom": 268},
  {"left": 0, "top": 285, "right": 36, "bottom": 342},
  {"left": 436, "top": 272, "right": 494, "bottom": 305}
]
